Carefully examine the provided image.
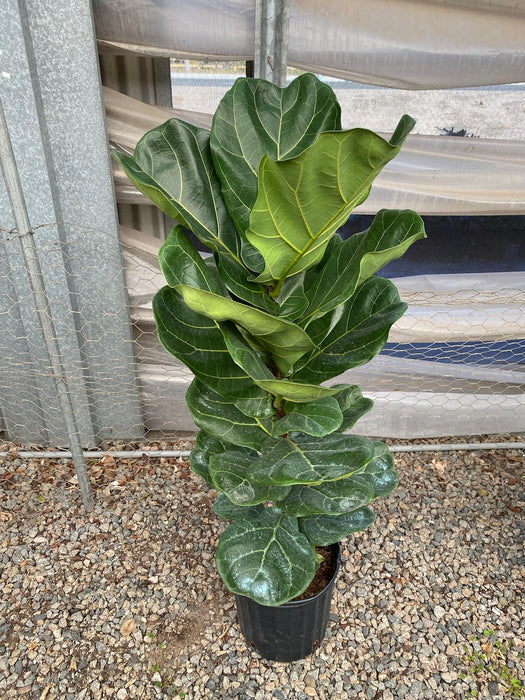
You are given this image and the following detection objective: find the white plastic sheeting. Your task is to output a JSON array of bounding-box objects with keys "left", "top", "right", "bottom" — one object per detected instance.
[
  {"left": 121, "top": 227, "right": 525, "bottom": 438},
  {"left": 391, "top": 273, "right": 525, "bottom": 342},
  {"left": 93, "top": 0, "right": 525, "bottom": 89},
  {"left": 96, "top": 2, "right": 525, "bottom": 437},
  {"left": 105, "top": 87, "right": 525, "bottom": 215}
]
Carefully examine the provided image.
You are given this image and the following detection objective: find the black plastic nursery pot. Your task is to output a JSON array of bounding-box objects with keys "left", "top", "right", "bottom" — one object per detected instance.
[{"left": 234, "top": 543, "right": 341, "bottom": 662}]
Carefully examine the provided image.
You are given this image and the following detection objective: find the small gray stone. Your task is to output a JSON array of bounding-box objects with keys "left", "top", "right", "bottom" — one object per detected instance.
[
  {"left": 12, "top": 546, "right": 30, "bottom": 564},
  {"left": 410, "top": 681, "right": 423, "bottom": 698}
]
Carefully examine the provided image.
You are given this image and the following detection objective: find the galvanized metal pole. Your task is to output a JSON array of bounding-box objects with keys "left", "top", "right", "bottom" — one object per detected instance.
[
  {"left": 254, "top": 0, "right": 290, "bottom": 86},
  {"left": 0, "top": 99, "right": 94, "bottom": 510}
]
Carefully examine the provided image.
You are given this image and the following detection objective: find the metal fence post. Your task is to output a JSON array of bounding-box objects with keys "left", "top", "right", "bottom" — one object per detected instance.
[
  {"left": 0, "top": 100, "right": 94, "bottom": 510},
  {"left": 254, "top": 0, "right": 290, "bottom": 86}
]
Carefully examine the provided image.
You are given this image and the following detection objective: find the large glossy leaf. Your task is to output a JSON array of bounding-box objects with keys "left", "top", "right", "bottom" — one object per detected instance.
[
  {"left": 299, "top": 507, "right": 375, "bottom": 546},
  {"left": 159, "top": 225, "right": 224, "bottom": 293},
  {"left": 176, "top": 285, "right": 314, "bottom": 375},
  {"left": 210, "top": 73, "right": 342, "bottom": 234},
  {"left": 293, "top": 276, "right": 407, "bottom": 384},
  {"left": 251, "top": 433, "right": 374, "bottom": 486},
  {"left": 212, "top": 493, "right": 266, "bottom": 521},
  {"left": 276, "top": 272, "right": 310, "bottom": 320},
  {"left": 189, "top": 431, "right": 227, "bottom": 486},
  {"left": 190, "top": 432, "right": 260, "bottom": 488},
  {"left": 216, "top": 253, "right": 279, "bottom": 314},
  {"left": 301, "top": 209, "right": 426, "bottom": 325},
  {"left": 112, "top": 119, "right": 241, "bottom": 262},
  {"left": 221, "top": 324, "right": 343, "bottom": 403},
  {"left": 215, "top": 509, "right": 317, "bottom": 606},
  {"left": 271, "top": 397, "right": 343, "bottom": 437},
  {"left": 277, "top": 477, "right": 375, "bottom": 517},
  {"left": 186, "top": 380, "right": 273, "bottom": 450},
  {"left": 363, "top": 441, "right": 399, "bottom": 496},
  {"left": 153, "top": 286, "right": 273, "bottom": 418},
  {"left": 276, "top": 443, "right": 397, "bottom": 517},
  {"left": 209, "top": 452, "right": 291, "bottom": 506},
  {"left": 333, "top": 384, "right": 374, "bottom": 431},
  {"left": 246, "top": 116, "right": 415, "bottom": 290}
]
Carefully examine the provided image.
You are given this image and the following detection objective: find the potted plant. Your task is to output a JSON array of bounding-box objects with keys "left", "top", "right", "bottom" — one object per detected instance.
[{"left": 113, "top": 73, "right": 426, "bottom": 661}]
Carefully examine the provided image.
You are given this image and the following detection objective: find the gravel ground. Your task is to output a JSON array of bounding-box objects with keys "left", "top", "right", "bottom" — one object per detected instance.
[{"left": 0, "top": 439, "right": 523, "bottom": 700}]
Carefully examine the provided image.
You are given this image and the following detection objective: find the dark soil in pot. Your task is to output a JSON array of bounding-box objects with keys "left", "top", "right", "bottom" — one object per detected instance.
[{"left": 291, "top": 544, "right": 339, "bottom": 601}]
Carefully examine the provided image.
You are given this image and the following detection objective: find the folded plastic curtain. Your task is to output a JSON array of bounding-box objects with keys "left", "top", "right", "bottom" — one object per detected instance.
[
  {"left": 93, "top": 0, "right": 525, "bottom": 89},
  {"left": 96, "top": 0, "right": 525, "bottom": 437},
  {"left": 106, "top": 88, "right": 525, "bottom": 215}
]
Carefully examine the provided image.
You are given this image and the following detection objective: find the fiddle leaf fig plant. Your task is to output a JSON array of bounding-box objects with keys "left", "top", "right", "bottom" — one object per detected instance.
[{"left": 113, "top": 73, "right": 426, "bottom": 607}]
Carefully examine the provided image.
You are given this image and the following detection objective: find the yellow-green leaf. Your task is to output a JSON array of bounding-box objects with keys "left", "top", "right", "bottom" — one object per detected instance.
[
  {"left": 177, "top": 284, "right": 314, "bottom": 375},
  {"left": 246, "top": 118, "right": 415, "bottom": 291}
]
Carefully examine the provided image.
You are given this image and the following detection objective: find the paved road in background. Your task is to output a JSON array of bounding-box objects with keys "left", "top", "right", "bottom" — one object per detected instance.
[{"left": 170, "top": 74, "right": 524, "bottom": 139}]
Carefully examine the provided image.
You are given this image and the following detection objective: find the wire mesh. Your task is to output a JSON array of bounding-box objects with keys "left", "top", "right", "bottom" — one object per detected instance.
[
  {"left": 0, "top": 223, "right": 146, "bottom": 447},
  {"left": 1, "top": 217, "right": 523, "bottom": 448},
  {"left": 1, "top": 60, "right": 524, "bottom": 448},
  {"left": 170, "top": 59, "right": 247, "bottom": 114}
]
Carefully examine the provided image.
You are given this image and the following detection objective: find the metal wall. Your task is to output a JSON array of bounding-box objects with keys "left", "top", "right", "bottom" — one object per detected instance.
[{"left": 0, "top": 0, "right": 144, "bottom": 446}]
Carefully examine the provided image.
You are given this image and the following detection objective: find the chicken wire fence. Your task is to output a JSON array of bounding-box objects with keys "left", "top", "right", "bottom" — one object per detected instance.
[{"left": 0, "top": 220, "right": 523, "bottom": 451}]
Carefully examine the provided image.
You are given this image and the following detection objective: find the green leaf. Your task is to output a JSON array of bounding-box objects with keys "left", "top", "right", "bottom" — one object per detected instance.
[
  {"left": 293, "top": 276, "right": 407, "bottom": 384},
  {"left": 216, "top": 253, "right": 279, "bottom": 314},
  {"left": 272, "top": 397, "right": 343, "bottom": 437},
  {"left": 276, "top": 272, "right": 310, "bottom": 320},
  {"left": 363, "top": 441, "right": 399, "bottom": 496},
  {"left": 299, "top": 507, "right": 375, "bottom": 546},
  {"left": 212, "top": 493, "right": 266, "bottom": 521},
  {"left": 153, "top": 286, "right": 273, "bottom": 418},
  {"left": 277, "top": 477, "right": 375, "bottom": 517},
  {"left": 301, "top": 210, "right": 426, "bottom": 324},
  {"left": 389, "top": 114, "right": 416, "bottom": 147},
  {"left": 186, "top": 379, "right": 273, "bottom": 450},
  {"left": 240, "top": 237, "right": 265, "bottom": 273},
  {"left": 333, "top": 384, "right": 374, "bottom": 431},
  {"left": 112, "top": 119, "right": 240, "bottom": 262},
  {"left": 159, "top": 225, "right": 224, "bottom": 293},
  {"left": 215, "top": 509, "right": 317, "bottom": 606},
  {"left": 221, "top": 324, "right": 343, "bottom": 403},
  {"left": 209, "top": 452, "right": 291, "bottom": 506},
  {"left": 246, "top": 117, "right": 415, "bottom": 290},
  {"left": 210, "top": 73, "right": 341, "bottom": 234},
  {"left": 189, "top": 431, "right": 227, "bottom": 486},
  {"left": 252, "top": 433, "right": 374, "bottom": 486},
  {"left": 275, "top": 442, "right": 397, "bottom": 517},
  {"left": 176, "top": 285, "right": 314, "bottom": 375}
]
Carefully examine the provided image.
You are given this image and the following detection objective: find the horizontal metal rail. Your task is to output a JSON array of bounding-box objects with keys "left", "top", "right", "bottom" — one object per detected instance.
[{"left": 0, "top": 442, "right": 523, "bottom": 461}]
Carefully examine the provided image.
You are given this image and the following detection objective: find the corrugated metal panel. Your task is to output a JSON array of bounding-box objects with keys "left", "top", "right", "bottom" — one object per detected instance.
[
  {"left": 99, "top": 53, "right": 174, "bottom": 241},
  {"left": 0, "top": 0, "right": 144, "bottom": 446}
]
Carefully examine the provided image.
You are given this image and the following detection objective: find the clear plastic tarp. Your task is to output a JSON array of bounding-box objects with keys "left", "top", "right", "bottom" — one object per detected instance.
[
  {"left": 94, "top": 1, "right": 525, "bottom": 437},
  {"left": 105, "top": 87, "right": 525, "bottom": 215},
  {"left": 93, "top": 0, "right": 525, "bottom": 89},
  {"left": 121, "top": 227, "right": 525, "bottom": 438}
]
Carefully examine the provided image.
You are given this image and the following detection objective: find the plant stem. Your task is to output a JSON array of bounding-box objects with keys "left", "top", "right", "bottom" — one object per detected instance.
[{"left": 273, "top": 394, "right": 285, "bottom": 419}]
